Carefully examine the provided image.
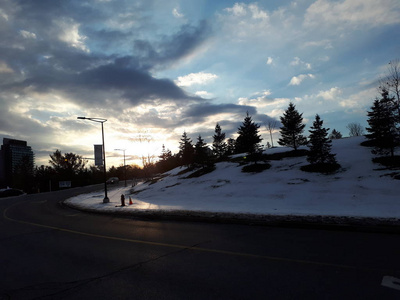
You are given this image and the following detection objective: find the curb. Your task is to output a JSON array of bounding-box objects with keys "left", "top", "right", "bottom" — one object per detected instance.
[{"left": 63, "top": 201, "right": 400, "bottom": 233}]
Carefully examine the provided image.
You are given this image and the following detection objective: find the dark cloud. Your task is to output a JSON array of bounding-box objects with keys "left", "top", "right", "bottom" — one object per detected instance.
[
  {"left": 6, "top": 60, "right": 200, "bottom": 108},
  {"left": 184, "top": 103, "right": 257, "bottom": 119},
  {"left": 0, "top": 1, "right": 210, "bottom": 110},
  {"left": 133, "top": 20, "right": 212, "bottom": 70}
]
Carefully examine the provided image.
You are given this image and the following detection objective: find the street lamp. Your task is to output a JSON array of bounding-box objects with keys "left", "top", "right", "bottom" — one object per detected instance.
[
  {"left": 77, "top": 117, "right": 109, "bottom": 203},
  {"left": 114, "top": 148, "right": 127, "bottom": 187}
]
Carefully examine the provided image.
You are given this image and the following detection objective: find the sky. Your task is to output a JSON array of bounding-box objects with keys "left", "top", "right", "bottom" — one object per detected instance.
[{"left": 0, "top": 0, "right": 399, "bottom": 168}]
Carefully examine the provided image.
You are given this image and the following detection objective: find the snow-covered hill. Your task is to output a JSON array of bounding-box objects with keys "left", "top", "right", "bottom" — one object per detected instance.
[{"left": 66, "top": 136, "right": 400, "bottom": 220}]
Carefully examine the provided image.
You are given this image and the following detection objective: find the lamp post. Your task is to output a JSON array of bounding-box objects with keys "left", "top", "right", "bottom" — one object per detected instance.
[
  {"left": 77, "top": 117, "right": 109, "bottom": 203},
  {"left": 114, "top": 148, "right": 127, "bottom": 187}
]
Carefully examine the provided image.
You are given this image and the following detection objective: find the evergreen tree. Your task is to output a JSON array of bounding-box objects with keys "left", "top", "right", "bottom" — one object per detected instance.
[
  {"left": 329, "top": 129, "right": 342, "bottom": 140},
  {"left": 157, "top": 144, "right": 175, "bottom": 173},
  {"left": 226, "top": 138, "right": 236, "bottom": 155},
  {"left": 179, "top": 131, "right": 194, "bottom": 166},
  {"left": 366, "top": 90, "right": 398, "bottom": 157},
  {"left": 194, "top": 135, "right": 209, "bottom": 166},
  {"left": 212, "top": 123, "right": 227, "bottom": 159},
  {"left": 307, "top": 114, "right": 337, "bottom": 165},
  {"left": 278, "top": 102, "right": 307, "bottom": 150},
  {"left": 159, "top": 144, "right": 172, "bottom": 162},
  {"left": 235, "top": 112, "right": 263, "bottom": 155}
]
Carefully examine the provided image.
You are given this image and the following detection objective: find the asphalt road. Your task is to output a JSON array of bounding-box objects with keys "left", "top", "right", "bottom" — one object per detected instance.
[{"left": 1, "top": 185, "right": 400, "bottom": 299}]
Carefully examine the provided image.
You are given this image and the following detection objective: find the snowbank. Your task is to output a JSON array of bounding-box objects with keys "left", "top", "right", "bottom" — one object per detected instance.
[{"left": 65, "top": 137, "right": 400, "bottom": 222}]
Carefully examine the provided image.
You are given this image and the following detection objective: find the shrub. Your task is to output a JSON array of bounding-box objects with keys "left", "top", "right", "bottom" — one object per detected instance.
[
  {"left": 242, "top": 163, "right": 271, "bottom": 173},
  {"left": 300, "top": 163, "right": 341, "bottom": 173},
  {"left": 372, "top": 156, "right": 400, "bottom": 168}
]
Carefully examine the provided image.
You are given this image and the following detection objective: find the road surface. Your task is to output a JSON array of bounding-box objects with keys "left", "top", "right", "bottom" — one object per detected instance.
[{"left": 1, "top": 185, "right": 400, "bottom": 299}]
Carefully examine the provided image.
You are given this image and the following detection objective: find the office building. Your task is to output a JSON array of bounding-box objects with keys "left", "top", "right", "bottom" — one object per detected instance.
[{"left": 0, "top": 138, "right": 35, "bottom": 188}]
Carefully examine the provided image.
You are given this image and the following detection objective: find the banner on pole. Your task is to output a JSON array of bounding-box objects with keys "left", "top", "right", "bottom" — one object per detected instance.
[{"left": 94, "top": 144, "right": 103, "bottom": 166}]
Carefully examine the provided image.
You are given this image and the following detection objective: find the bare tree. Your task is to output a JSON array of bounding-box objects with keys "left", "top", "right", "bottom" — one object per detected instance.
[
  {"left": 379, "top": 59, "right": 400, "bottom": 118},
  {"left": 265, "top": 120, "right": 278, "bottom": 148},
  {"left": 132, "top": 130, "right": 156, "bottom": 178},
  {"left": 346, "top": 122, "right": 364, "bottom": 137}
]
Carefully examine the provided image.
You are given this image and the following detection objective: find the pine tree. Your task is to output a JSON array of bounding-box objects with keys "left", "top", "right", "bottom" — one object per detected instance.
[
  {"left": 278, "top": 102, "right": 307, "bottom": 150},
  {"left": 366, "top": 90, "right": 398, "bottom": 157},
  {"left": 212, "top": 123, "right": 227, "bottom": 159},
  {"left": 157, "top": 144, "right": 174, "bottom": 173},
  {"left": 307, "top": 114, "right": 337, "bottom": 165},
  {"left": 194, "top": 135, "right": 209, "bottom": 166},
  {"left": 179, "top": 131, "right": 194, "bottom": 166},
  {"left": 329, "top": 129, "right": 342, "bottom": 140},
  {"left": 235, "top": 112, "right": 263, "bottom": 155},
  {"left": 226, "top": 138, "right": 236, "bottom": 155},
  {"left": 159, "top": 144, "right": 172, "bottom": 161}
]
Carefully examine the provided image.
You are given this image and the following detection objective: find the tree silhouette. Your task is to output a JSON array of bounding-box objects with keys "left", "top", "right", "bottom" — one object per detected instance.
[
  {"left": 235, "top": 112, "right": 263, "bottom": 155},
  {"left": 278, "top": 102, "right": 307, "bottom": 150},
  {"left": 366, "top": 89, "right": 398, "bottom": 157},
  {"left": 179, "top": 131, "right": 194, "bottom": 166},
  {"left": 212, "top": 123, "right": 227, "bottom": 159},
  {"left": 194, "top": 135, "right": 209, "bottom": 166},
  {"left": 307, "top": 115, "right": 337, "bottom": 165}
]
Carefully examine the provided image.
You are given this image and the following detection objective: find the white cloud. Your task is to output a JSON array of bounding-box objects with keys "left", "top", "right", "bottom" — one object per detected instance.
[
  {"left": 290, "top": 57, "right": 312, "bottom": 69},
  {"left": 172, "top": 7, "right": 184, "bottom": 18},
  {"left": 237, "top": 90, "right": 290, "bottom": 110},
  {"left": 20, "top": 30, "right": 37, "bottom": 39},
  {"left": 248, "top": 3, "right": 269, "bottom": 20},
  {"left": 225, "top": 3, "right": 247, "bottom": 16},
  {"left": 317, "top": 87, "right": 342, "bottom": 100},
  {"left": 303, "top": 39, "right": 333, "bottom": 49},
  {"left": 339, "top": 88, "right": 375, "bottom": 109},
  {"left": 266, "top": 57, "right": 273, "bottom": 65},
  {"left": 221, "top": 3, "right": 271, "bottom": 39},
  {"left": 305, "top": 0, "right": 400, "bottom": 29},
  {"left": 195, "top": 91, "right": 213, "bottom": 98},
  {"left": 175, "top": 72, "right": 218, "bottom": 87},
  {"left": 289, "top": 74, "right": 315, "bottom": 85},
  {"left": 0, "top": 61, "right": 13, "bottom": 73},
  {"left": 56, "top": 19, "right": 89, "bottom": 52},
  {"left": 0, "top": 9, "right": 8, "bottom": 21}
]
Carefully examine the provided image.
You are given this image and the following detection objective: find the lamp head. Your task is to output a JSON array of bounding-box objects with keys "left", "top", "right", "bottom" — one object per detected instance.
[{"left": 77, "top": 117, "right": 86, "bottom": 119}]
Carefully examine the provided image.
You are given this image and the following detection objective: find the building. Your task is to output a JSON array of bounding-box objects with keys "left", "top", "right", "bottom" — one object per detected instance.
[{"left": 0, "top": 138, "right": 35, "bottom": 188}]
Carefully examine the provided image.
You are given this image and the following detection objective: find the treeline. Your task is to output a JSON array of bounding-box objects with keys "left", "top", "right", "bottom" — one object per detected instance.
[{"left": 153, "top": 101, "right": 341, "bottom": 175}]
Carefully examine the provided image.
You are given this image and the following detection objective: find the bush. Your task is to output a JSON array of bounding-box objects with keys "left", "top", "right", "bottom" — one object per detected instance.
[
  {"left": 242, "top": 163, "right": 271, "bottom": 173},
  {"left": 186, "top": 164, "right": 216, "bottom": 178},
  {"left": 264, "top": 149, "right": 309, "bottom": 160},
  {"left": 372, "top": 156, "right": 400, "bottom": 168},
  {"left": 300, "top": 163, "right": 341, "bottom": 173}
]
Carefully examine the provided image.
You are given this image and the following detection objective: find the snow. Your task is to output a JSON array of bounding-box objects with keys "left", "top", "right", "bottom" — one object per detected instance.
[{"left": 65, "top": 137, "right": 400, "bottom": 220}]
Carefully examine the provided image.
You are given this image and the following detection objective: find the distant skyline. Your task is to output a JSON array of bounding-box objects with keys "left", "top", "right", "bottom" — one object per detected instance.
[{"left": 1, "top": 0, "right": 399, "bottom": 167}]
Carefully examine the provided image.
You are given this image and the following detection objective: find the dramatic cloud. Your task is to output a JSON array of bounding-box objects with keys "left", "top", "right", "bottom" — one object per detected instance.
[{"left": 0, "top": 0, "right": 398, "bottom": 166}]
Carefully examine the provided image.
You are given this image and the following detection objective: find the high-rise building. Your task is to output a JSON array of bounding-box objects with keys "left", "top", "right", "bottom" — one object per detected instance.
[{"left": 0, "top": 138, "right": 35, "bottom": 188}]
